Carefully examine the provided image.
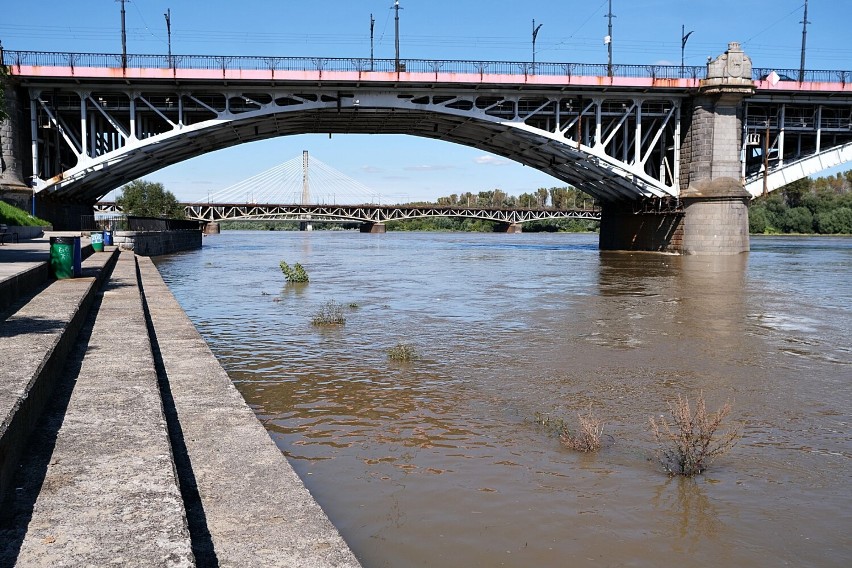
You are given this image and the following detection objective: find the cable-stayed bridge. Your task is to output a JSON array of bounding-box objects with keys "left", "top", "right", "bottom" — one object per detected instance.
[
  {"left": 95, "top": 151, "right": 601, "bottom": 232},
  {"left": 196, "top": 151, "right": 385, "bottom": 206}
]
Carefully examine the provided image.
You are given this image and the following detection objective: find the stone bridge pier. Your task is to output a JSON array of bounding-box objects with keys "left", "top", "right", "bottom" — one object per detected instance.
[
  {"left": 601, "top": 42, "right": 754, "bottom": 255},
  {"left": 0, "top": 79, "right": 32, "bottom": 208}
]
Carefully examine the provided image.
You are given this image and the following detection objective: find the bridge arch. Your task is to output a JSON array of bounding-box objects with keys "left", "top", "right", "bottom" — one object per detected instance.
[{"left": 26, "top": 85, "right": 684, "bottom": 204}]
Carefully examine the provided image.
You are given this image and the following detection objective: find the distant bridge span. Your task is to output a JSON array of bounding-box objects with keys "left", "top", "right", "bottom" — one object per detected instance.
[{"left": 94, "top": 202, "right": 602, "bottom": 229}]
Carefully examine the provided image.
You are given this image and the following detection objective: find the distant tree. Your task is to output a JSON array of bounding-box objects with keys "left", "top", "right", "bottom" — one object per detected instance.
[
  {"left": 783, "top": 178, "right": 810, "bottom": 208},
  {"left": 816, "top": 207, "right": 852, "bottom": 234},
  {"left": 535, "top": 187, "right": 549, "bottom": 208},
  {"left": 116, "top": 180, "right": 185, "bottom": 218},
  {"left": 780, "top": 206, "right": 814, "bottom": 233}
]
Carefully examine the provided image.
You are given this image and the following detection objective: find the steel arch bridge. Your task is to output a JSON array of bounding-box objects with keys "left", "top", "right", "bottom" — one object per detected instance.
[
  {"left": 3, "top": 51, "right": 852, "bottom": 206},
  {"left": 8, "top": 52, "right": 692, "bottom": 204}
]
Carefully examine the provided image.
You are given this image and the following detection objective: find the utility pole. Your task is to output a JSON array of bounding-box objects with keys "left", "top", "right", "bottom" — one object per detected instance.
[
  {"left": 370, "top": 13, "right": 375, "bottom": 71},
  {"left": 118, "top": 0, "right": 128, "bottom": 68},
  {"left": 532, "top": 19, "right": 543, "bottom": 73},
  {"left": 394, "top": 1, "right": 401, "bottom": 72},
  {"left": 799, "top": 0, "right": 810, "bottom": 82},
  {"left": 681, "top": 25, "right": 694, "bottom": 79},
  {"left": 164, "top": 9, "right": 172, "bottom": 68},
  {"left": 604, "top": 0, "right": 614, "bottom": 77}
]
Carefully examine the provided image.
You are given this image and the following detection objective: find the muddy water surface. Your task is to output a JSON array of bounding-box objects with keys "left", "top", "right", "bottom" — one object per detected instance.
[{"left": 155, "top": 232, "right": 851, "bottom": 567}]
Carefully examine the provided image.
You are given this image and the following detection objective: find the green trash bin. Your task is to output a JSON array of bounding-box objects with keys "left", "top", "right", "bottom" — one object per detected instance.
[
  {"left": 50, "top": 236, "right": 75, "bottom": 279},
  {"left": 91, "top": 231, "right": 104, "bottom": 252}
]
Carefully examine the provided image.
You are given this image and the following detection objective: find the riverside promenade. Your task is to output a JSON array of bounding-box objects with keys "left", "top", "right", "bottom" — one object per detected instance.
[{"left": 0, "top": 238, "right": 361, "bottom": 567}]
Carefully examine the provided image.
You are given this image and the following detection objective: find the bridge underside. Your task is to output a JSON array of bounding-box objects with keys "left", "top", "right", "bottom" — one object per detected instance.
[{"left": 23, "top": 84, "right": 683, "bottom": 205}]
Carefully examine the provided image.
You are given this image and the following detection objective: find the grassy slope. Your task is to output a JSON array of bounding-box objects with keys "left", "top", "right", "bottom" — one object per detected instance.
[{"left": 0, "top": 201, "right": 50, "bottom": 226}]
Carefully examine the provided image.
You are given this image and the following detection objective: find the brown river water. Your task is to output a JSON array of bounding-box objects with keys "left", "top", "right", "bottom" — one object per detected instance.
[{"left": 154, "top": 232, "right": 851, "bottom": 567}]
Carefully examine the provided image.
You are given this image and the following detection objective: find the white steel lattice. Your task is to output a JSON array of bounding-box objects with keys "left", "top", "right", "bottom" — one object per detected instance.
[{"left": 27, "top": 83, "right": 685, "bottom": 203}]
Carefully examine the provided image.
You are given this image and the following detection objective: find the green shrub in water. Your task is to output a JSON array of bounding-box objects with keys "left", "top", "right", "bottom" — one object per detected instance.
[{"left": 280, "top": 260, "right": 309, "bottom": 283}]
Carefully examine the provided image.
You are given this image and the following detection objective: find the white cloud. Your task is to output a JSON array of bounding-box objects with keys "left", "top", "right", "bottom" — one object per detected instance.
[
  {"left": 474, "top": 155, "right": 510, "bottom": 166},
  {"left": 403, "top": 164, "right": 457, "bottom": 172},
  {"left": 361, "top": 165, "right": 384, "bottom": 174}
]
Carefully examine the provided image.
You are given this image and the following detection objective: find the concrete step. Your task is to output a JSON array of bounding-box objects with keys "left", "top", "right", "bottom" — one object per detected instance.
[
  {"left": 0, "top": 240, "right": 97, "bottom": 313},
  {"left": 137, "top": 257, "right": 361, "bottom": 567},
  {"left": 8, "top": 252, "right": 195, "bottom": 566},
  {"left": 0, "top": 248, "right": 118, "bottom": 509}
]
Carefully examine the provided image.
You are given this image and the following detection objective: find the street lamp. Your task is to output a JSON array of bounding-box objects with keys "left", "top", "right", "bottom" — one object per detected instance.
[
  {"left": 164, "top": 9, "right": 172, "bottom": 68},
  {"left": 681, "top": 25, "right": 694, "bottom": 78},
  {"left": 532, "top": 19, "right": 543, "bottom": 73}
]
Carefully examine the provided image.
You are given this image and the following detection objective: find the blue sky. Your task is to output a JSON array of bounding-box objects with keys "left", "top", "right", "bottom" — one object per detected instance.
[{"left": 2, "top": 1, "right": 850, "bottom": 202}]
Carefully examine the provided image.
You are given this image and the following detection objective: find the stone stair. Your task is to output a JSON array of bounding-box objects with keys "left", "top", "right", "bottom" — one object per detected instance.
[{"left": 0, "top": 249, "right": 361, "bottom": 567}]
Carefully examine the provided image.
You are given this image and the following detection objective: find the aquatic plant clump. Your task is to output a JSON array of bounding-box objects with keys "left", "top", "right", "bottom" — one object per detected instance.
[
  {"left": 560, "top": 404, "right": 605, "bottom": 453},
  {"left": 280, "top": 260, "right": 309, "bottom": 283},
  {"left": 650, "top": 393, "right": 740, "bottom": 476},
  {"left": 388, "top": 342, "right": 418, "bottom": 361},
  {"left": 311, "top": 300, "right": 346, "bottom": 326}
]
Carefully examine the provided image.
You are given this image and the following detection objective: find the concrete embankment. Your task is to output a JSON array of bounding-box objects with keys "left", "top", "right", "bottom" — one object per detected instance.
[
  {"left": 137, "top": 257, "right": 361, "bottom": 567},
  {"left": 0, "top": 244, "right": 361, "bottom": 566}
]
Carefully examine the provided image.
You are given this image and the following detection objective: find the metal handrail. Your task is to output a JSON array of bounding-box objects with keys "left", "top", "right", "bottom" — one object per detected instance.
[
  {"left": 4, "top": 49, "right": 849, "bottom": 84},
  {"left": 1, "top": 49, "right": 708, "bottom": 79}
]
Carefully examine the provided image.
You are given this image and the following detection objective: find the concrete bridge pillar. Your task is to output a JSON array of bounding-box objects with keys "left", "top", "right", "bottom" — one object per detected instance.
[
  {"left": 679, "top": 42, "right": 754, "bottom": 254},
  {"left": 360, "top": 222, "right": 386, "bottom": 233},
  {"left": 495, "top": 222, "right": 523, "bottom": 233},
  {"left": 0, "top": 80, "right": 32, "bottom": 204},
  {"left": 598, "top": 42, "right": 753, "bottom": 255}
]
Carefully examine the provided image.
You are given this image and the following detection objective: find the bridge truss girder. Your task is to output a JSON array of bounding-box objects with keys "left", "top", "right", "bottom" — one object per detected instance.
[
  {"left": 176, "top": 203, "right": 601, "bottom": 224},
  {"left": 27, "top": 81, "right": 686, "bottom": 204},
  {"left": 743, "top": 96, "right": 852, "bottom": 196}
]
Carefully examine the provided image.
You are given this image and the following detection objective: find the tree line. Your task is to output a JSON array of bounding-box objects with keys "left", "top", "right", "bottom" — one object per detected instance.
[{"left": 749, "top": 170, "right": 852, "bottom": 234}]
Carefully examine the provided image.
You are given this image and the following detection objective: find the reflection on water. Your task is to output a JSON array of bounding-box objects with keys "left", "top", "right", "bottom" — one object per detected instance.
[{"left": 155, "top": 232, "right": 851, "bottom": 568}]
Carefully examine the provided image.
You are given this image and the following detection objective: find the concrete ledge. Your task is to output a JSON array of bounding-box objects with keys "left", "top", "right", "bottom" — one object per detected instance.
[
  {"left": 0, "top": 248, "right": 118, "bottom": 510},
  {"left": 13, "top": 252, "right": 194, "bottom": 566},
  {"left": 0, "top": 263, "right": 49, "bottom": 313},
  {"left": 114, "top": 230, "right": 202, "bottom": 256},
  {"left": 137, "top": 257, "right": 361, "bottom": 567}
]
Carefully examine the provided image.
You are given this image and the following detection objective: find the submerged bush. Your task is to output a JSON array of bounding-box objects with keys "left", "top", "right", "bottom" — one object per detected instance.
[
  {"left": 650, "top": 393, "right": 740, "bottom": 476},
  {"left": 311, "top": 300, "right": 346, "bottom": 326},
  {"left": 560, "top": 404, "right": 605, "bottom": 453},
  {"left": 280, "top": 260, "right": 309, "bottom": 283},
  {"left": 388, "top": 342, "right": 418, "bottom": 361}
]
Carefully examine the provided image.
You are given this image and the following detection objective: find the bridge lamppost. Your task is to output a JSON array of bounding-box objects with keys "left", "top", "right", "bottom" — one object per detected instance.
[
  {"left": 164, "top": 9, "right": 172, "bottom": 69},
  {"left": 532, "top": 20, "right": 543, "bottom": 74},
  {"left": 681, "top": 25, "right": 694, "bottom": 79}
]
